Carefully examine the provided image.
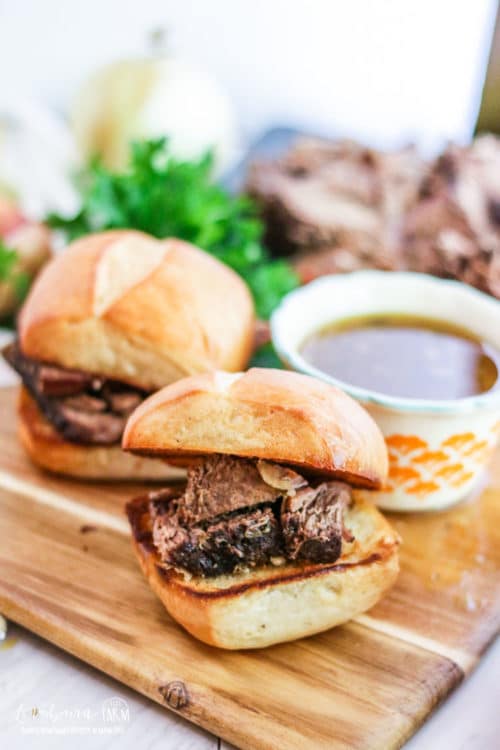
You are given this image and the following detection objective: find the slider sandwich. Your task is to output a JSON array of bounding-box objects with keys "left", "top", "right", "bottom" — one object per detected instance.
[
  {"left": 124, "top": 368, "right": 400, "bottom": 649},
  {"left": 3, "top": 230, "right": 254, "bottom": 479}
]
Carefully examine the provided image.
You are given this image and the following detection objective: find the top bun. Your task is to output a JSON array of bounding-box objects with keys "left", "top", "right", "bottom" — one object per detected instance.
[
  {"left": 123, "top": 368, "right": 388, "bottom": 488},
  {"left": 18, "top": 230, "right": 255, "bottom": 390}
]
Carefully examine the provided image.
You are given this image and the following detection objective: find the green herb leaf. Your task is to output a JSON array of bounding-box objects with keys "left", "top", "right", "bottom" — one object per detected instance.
[
  {"left": 0, "top": 242, "right": 19, "bottom": 281},
  {"left": 47, "top": 138, "right": 299, "bottom": 319},
  {"left": 0, "top": 240, "right": 31, "bottom": 325},
  {"left": 11, "top": 270, "right": 31, "bottom": 302},
  {"left": 249, "top": 342, "right": 285, "bottom": 369}
]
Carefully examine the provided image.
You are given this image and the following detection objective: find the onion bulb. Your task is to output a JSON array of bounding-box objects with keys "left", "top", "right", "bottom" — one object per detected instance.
[{"left": 71, "top": 57, "right": 240, "bottom": 174}]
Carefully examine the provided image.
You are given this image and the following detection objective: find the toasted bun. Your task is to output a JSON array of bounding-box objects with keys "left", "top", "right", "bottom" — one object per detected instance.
[
  {"left": 123, "top": 369, "right": 388, "bottom": 487},
  {"left": 127, "top": 493, "right": 399, "bottom": 649},
  {"left": 18, "top": 387, "right": 185, "bottom": 481},
  {"left": 18, "top": 230, "right": 254, "bottom": 390}
]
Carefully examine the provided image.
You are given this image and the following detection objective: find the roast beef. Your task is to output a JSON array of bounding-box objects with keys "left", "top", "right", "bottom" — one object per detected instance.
[
  {"left": 150, "top": 455, "right": 354, "bottom": 578},
  {"left": 104, "top": 389, "right": 143, "bottom": 415},
  {"left": 180, "top": 454, "right": 281, "bottom": 525},
  {"left": 152, "top": 498, "right": 282, "bottom": 577},
  {"left": 3, "top": 342, "right": 97, "bottom": 397},
  {"left": 53, "top": 404, "right": 125, "bottom": 444},
  {"left": 281, "top": 481, "right": 353, "bottom": 563},
  {"left": 403, "top": 135, "right": 500, "bottom": 298},
  {"left": 3, "top": 341, "right": 146, "bottom": 445},
  {"left": 247, "top": 137, "right": 424, "bottom": 274}
]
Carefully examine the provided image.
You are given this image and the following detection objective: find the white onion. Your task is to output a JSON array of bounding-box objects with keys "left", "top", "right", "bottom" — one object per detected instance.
[{"left": 71, "top": 58, "right": 240, "bottom": 175}]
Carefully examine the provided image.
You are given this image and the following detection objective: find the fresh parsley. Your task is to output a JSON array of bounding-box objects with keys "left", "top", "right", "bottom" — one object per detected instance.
[
  {"left": 0, "top": 242, "right": 18, "bottom": 280},
  {"left": 0, "top": 240, "right": 30, "bottom": 304},
  {"left": 248, "top": 341, "right": 284, "bottom": 369},
  {"left": 48, "top": 139, "right": 298, "bottom": 319}
]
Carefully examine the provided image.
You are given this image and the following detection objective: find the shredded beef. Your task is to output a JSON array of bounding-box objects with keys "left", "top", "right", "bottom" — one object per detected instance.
[
  {"left": 152, "top": 499, "right": 282, "bottom": 577},
  {"left": 247, "top": 134, "right": 500, "bottom": 297},
  {"left": 403, "top": 135, "right": 500, "bottom": 298},
  {"left": 180, "top": 454, "right": 279, "bottom": 525},
  {"left": 2, "top": 341, "right": 146, "bottom": 445},
  {"left": 281, "top": 481, "right": 352, "bottom": 563},
  {"left": 289, "top": 134, "right": 500, "bottom": 298},
  {"left": 247, "top": 137, "right": 424, "bottom": 274},
  {"left": 150, "top": 455, "right": 355, "bottom": 577}
]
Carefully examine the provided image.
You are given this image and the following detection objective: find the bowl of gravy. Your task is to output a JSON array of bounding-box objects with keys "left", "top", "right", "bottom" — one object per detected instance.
[{"left": 271, "top": 271, "right": 500, "bottom": 511}]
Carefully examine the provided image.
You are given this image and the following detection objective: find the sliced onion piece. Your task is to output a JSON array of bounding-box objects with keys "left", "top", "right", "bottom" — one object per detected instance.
[{"left": 256, "top": 460, "right": 308, "bottom": 496}]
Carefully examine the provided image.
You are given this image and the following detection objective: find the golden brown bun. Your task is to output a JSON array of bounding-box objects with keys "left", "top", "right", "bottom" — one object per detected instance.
[
  {"left": 127, "top": 493, "right": 399, "bottom": 649},
  {"left": 123, "top": 369, "right": 388, "bottom": 488},
  {"left": 18, "top": 230, "right": 255, "bottom": 390},
  {"left": 18, "top": 387, "right": 185, "bottom": 481}
]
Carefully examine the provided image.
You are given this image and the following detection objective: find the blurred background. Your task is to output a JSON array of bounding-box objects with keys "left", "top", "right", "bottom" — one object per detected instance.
[
  {"left": 0, "top": 0, "right": 498, "bottom": 207},
  {"left": 1, "top": 0, "right": 497, "bottom": 150},
  {"left": 1, "top": 0, "right": 500, "bottom": 329}
]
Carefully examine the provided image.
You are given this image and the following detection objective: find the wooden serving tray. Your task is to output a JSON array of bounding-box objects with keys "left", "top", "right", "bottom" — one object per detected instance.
[{"left": 0, "top": 386, "right": 499, "bottom": 750}]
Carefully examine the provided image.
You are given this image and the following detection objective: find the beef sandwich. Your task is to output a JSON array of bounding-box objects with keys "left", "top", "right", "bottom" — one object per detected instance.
[
  {"left": 124, "top": 368, "right": 400, "bottom": 649},
  {"left": 3, "top": 230, "right": 254, "bottom": 479}
]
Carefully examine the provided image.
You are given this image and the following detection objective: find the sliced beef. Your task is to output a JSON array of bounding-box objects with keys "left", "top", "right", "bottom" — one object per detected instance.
[
  {"left": 150, "top": 455, "right": 355, "bottom": 577},
  {"left": 403, "top": 135, "right": 500, "bottom": 298},
  {"left": 180, "top": 454, "right": 280, "bottom": 525},
  {"left": 152, "top": 498, "right": 282, "bottom": 577},
  {"left": 54, "top": 405, "right": 125, "bottom": 444},
  {"left": 248, "top": 133, "right": 500, "bottom": 297},
  {"left": 63, "top": 394, "right": 107, "bottom": 412},
  {"left": 38, "top": 365, "right": 99, "bottom": 396},
  {"left": 247, "top": 137, "right": 424, "bottom": 272},
  {"left": 103, "top": 389, "right": 143, "bottom": 415},
  {"left": 281, "top": 481, "right": 353, "bottom": 563},
  {"left": 2, "top": 341, "right": 146, "bottom": 445},
  {"left": 3, "top": 342, "right": 96, "bottom": 396}
]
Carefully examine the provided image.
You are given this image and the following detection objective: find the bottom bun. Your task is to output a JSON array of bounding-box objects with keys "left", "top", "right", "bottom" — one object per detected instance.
[
  {"left": 127, "top": 493, "right": 400, "bottom": 649},
  {"left": 18, "top": 387, "right": 185, "bottom": 481}
]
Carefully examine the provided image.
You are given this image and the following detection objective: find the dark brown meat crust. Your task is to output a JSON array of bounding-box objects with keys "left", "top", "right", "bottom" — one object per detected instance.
[
  {"left": 3, "top": 341, "right": 146, "bottom": 445},
  {"left": 149, "top": 455, "right": 354, "bottom": 578},
  {"left": 281, "top": 481, "right": 352, "bottom": 563},
  {"left": 152, "top": 498, "right": 283, "bottom": 577}
]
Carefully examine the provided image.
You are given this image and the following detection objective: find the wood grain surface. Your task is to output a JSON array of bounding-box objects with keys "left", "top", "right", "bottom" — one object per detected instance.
[{"left": 0, "top": 387, "right": 499, "bottom": 750}]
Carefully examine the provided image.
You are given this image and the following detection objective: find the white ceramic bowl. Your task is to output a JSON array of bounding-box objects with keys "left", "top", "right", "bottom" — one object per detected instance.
[{"left": 271, "top": 271, "right": 500, "bottom": 511}]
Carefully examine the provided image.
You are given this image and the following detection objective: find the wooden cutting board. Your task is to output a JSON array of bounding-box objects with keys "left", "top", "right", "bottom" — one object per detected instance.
[{"left": 0, "top": 386, "right": 499, "bottom": 750}]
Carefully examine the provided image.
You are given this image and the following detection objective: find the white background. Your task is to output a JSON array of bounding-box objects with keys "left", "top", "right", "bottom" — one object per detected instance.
[{"left": 0, "top": 0, "right": 498, "bottom": 153}]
